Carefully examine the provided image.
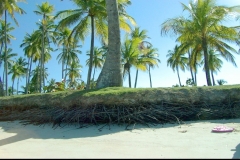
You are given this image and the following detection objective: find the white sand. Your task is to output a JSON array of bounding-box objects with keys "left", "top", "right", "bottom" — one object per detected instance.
[{"left": 0, "top": 119, "right": 240, "bottom": 158}]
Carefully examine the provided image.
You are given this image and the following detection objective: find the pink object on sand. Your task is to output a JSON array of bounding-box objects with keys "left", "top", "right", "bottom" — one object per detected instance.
[{"left": 212, "top": 125, "right": 234, "bottom": 133}]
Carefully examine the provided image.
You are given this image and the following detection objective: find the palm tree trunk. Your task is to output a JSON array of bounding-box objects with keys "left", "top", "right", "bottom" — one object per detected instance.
[
  {"left": 25, "top": 58, "right": 30, "bottom": 94},
  {"left": 194, "top": 71, "right": 197, "bottom": 86},
  {"left": 188, "top": 51, "right": 195, "bottom": 85},
  {"left": 86, "top": 16, "right": 95, "bottom": 90},
  {"left": 148, "top": 65, "right": 152, "bottom": 88},
  {"left": 134, "top": 69, "right": 138, "bottom": 88},
  {"left": 128, "top": 68, "right": 131, "bottom": 88},
  {"left": 0, "top": 42, "right": 3, "bottom": 67},
  {"left": 202, "top": 37, "right": 212, "bottom": 86},
  {"left": 12, "top": 79, "right": 15, "bottom": 95},
  {"left": 17, "top": 77, "right": 19, "bottom": 95},
  {"left": 176, "top": 67, "right": 182, "bottom": 86},
  {"left": 27, "top": 56, "right": 33, "bottom": 93},
  {"left": 96, "top": 0, "right": 122, "bottom": 89},
  {"left": 211, "top": 70, "right": 215, "bottom": 86},
  {"left": 4, "top": 10, "right": 8, "bottom": 96},
  {"left": 92, "top": 67, "right": 96, "bottom": 81}
]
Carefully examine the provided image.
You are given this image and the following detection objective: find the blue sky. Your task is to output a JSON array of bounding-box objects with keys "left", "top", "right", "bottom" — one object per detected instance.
[{"left": 1, "top": 0, "right": 240, "bottom": 90}]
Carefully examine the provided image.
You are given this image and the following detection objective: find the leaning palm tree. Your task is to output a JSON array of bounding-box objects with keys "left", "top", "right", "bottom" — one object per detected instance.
[
  {"left": 161, "top": 0, "right": 240, "bottom": 86},
  {"left": 166, "top": 45, "right": 188, "bottom": 87},
  {"left": 0, "top": 0, "right": 26, "bottom": 96},
  {"left": 34, "top": 1, "right": 54, "bottom": 92}
]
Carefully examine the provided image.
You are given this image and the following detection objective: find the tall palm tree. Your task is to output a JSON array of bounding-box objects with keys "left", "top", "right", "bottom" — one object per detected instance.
[
  {"left": 0, "top": 20, "right": 15, "bottom": 68},
  {"left": 121, "top": 35, "right": 142, "bottom": 88},
  {"left": 161, "top": 0, "right": 240, "bottom": 86},
  {"left": 54, "top": 0, "right": 108, "bottom": 90},
  {"left": 34, "top": 1, "right": 54, "bottom": 92},
  {"left": 86, "top": 47, "right": 105, "bottom": 81},
  {"left": 202, "top": 49, "right": 223, "bottom": 86},
  {"left": 55, "top": 27, "right": 75, "bottom": 79},
  {"left": 143, "top": 46, "right": 160, "bottom": 88},
  {"left": 8, "top": 57, "right": 27, "bottom": 95},
  {"left": 0, "top": 48, "right": 17, "bottom": 83},
  {"left": 20, "top": 30, "right": 42, "bottom": 94},
  {"left": 166, "top": 45, "right": 188, "bottom": 87},
  {"left": 1, "top": 0, "right": 26, "bottom": 96}
]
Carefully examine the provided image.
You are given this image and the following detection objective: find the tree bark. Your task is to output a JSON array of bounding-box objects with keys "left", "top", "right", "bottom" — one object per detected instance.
[
  {"left": 134, "top": 69, "right": 138, "bottom": 88},
  {"left": 96, "top": 0, "right": 123, "bottom": 88},
  {"left": 86, "top": 16, "right": 95, "bottom": 90},
  {"left": 202, "top": 36, "right": 212, "bottom": 86}
]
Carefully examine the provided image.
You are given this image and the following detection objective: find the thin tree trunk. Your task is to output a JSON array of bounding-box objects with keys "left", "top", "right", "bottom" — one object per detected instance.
[
  {"left": 176, "top": 67, "right": 182, "bottom": 87},
  {"left": 148, "top": 65, "right": 152, "bottom": 88},
  {"left": 194, "top": 71, "right": 197, "bottom": 86},
  {"left": 134, "top": 69, "right": 138, "bottom": 88},
  {"left": 86, "top": 16, "right": 95, "bottom": 90},
  {"left": 211, "top": 70, "right": 215, "bottom": 86},
  {"left": 12, "top": 79, "right": 15, "bottom": 95},
  {"left": 0, "top": 42, "right": 3, "bottom": 67},
  {"left": 92, "top": 67, "right": 96, "bottom": 81},
  {"left": 128, "top": 68, "right": 131, "bottom": 88},
  {"left": 17, "top": 77, "right": 19, "bottom": 95},
  {"left": 96, "top": 0, "right": 122, "bottom": 88},
  {"left": 27, "top": 56, "right": 33, "bottom": 94},
  {"left": 202, "top": 37, "right": 212, "bottom": 86},
  {"left": 188, "top": 51, "right": 195, "bottom": 85},
  {"left": 4, "top": 10, "right": 8, "bottom": 96}
]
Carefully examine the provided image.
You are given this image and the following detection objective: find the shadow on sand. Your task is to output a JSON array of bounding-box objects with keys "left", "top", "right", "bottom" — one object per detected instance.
[{"left": 0, "top": 120, "right": 181, "bottom": 147}]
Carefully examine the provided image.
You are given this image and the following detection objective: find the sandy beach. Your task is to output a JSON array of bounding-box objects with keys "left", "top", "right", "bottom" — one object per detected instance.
[{"left": 0, "top": 119, "right": 239, "bottom": 158}]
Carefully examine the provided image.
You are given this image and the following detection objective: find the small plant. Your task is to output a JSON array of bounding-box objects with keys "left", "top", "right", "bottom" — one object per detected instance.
[{"left": 217, "top": 79, "right": 227, "bottom": 85}]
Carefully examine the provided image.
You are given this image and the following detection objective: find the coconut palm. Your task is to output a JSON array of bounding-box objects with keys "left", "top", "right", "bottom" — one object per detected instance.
[
  {"left": 8, "top": 57, "right": 27, "bottom": 95},
  {"left": 201, "top": 49, "right": 223, "bottom": 86},
  {"left": 20, "top": 30, "right": 43, "bottom": 94},
  {"left": 64, "top": 61, "right": 82, "bottom": 89},
  {"left": 55, "top": 27, "right": 75, "bottom": 79},
  {"left": 34, "top": 1, "right": 54, "bottom": 92},
  {"left": 0, "top": 0, "right": 26, "bottom": 96},
  {"left": 166, "top": 45, "right": 188, "bottom": 87},
  {"left": 86, "top": 47, "right": 105, "bottom": 81},
  {"left": 121, "top": 35, "right": 142, "bottom": 88},
  {"left": 0, "top": 20, "right": 15, "bottom": 68},
  {"left": 161, "top": 0, "right": 240, "bottom": 86},
  {"left": 143, "top": 46, "right": 160, "bottom": 88},
  {"left": 0, "top": 48, "right": 17, "bottom": 83}
]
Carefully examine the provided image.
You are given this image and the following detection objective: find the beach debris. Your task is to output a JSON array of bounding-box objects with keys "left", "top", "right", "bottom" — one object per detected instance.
[{"left": 212, "top": 125, "right": 234, "bottom": 133}]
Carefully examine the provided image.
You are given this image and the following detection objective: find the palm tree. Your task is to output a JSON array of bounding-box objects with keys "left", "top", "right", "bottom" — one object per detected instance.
[
  {"left": 20, "top": 30, "right": 42, "bottom": 94},
  {"left": 0, "top": 48, "right": 17, "bottom": 84},
  {"left": 121, "top": 35, "right": 142, "bottom": 88},
  {"left": 166, "top": 45, "right": 188, "bottom": 87},
  {"left": 202, "top": 49, "right": 223, "bottom": 86},
  {"left": 64, "top": 61, "right": 82, "bottom": 89},
  {"left": 0, "top": 0, "right": 26, "bottom": 96},
  {"left": 55, "top": 27, "right": 74, "bottom": 79},
  {"left": 34, "top": 2, "right": 54, "bottom": 92},
  {"left": 54, "top": 0, "right": 108, "bottom": 90},
  {"left": 143, "top": 46, "right": 160, "bottom": 88},
  {"left": 0, "top": 20, "right": 15, "bottom": 68},
  {"left": 8, "top": 57, "right": 27, "bottom": 95},
  {"left": 161, "top": 0, "right": 240, "bottom": 86},
  {"left": 86, "top": 47, "right": 105, "bottom": 81}
]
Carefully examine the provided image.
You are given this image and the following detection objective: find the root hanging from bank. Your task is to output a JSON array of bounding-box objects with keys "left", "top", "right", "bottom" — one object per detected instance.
[{"left": 0, "top": 100, "right": 240, "bottom": 130}]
